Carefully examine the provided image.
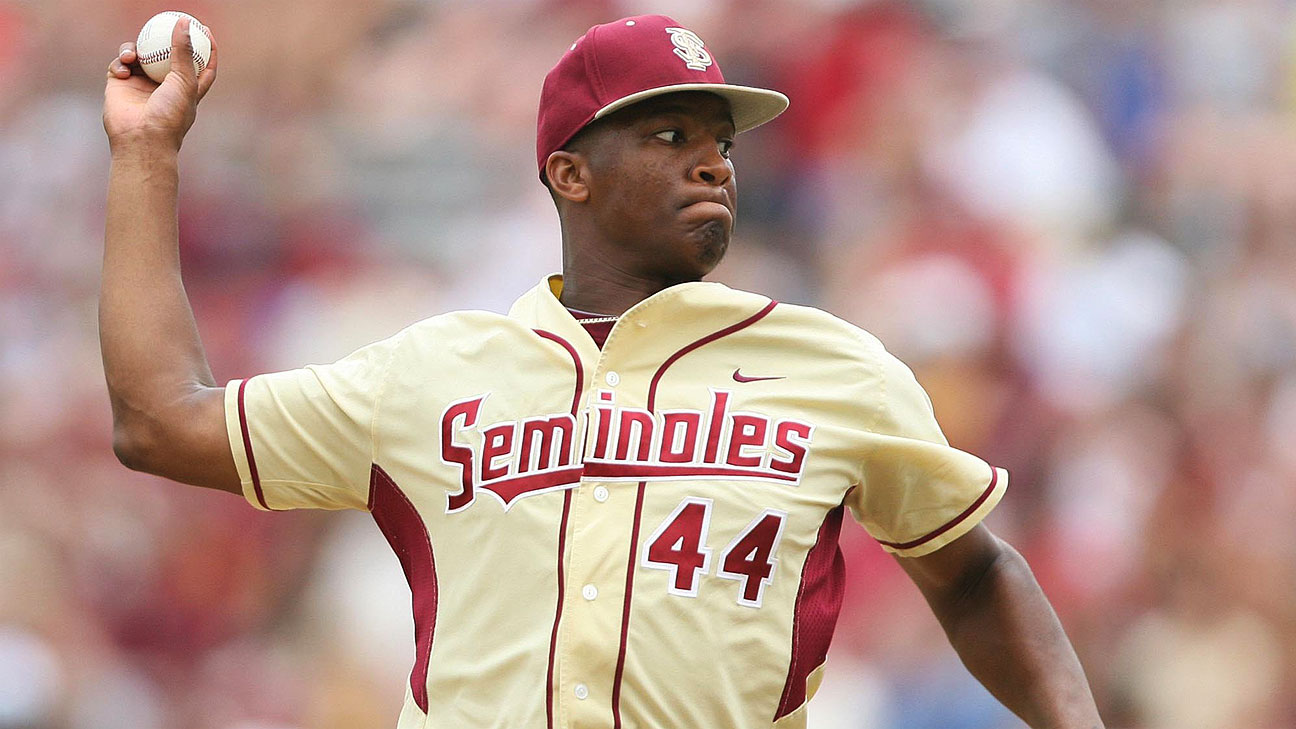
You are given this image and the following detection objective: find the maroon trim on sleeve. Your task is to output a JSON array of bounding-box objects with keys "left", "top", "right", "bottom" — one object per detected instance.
[
  {"left": 876, "top": 467, "right": 1000, "bottom": 551},
  {"left": 236, "top": 378, "right": 271, "bottom": 510},
  {"left": 611, "top": 299, "right": 778, "bottom": 729},
  {"left": 532, "top": 328, "right": 583, "bottom": 729},
  {"left": 774, "top": 504, "right": 846, "bottom": 721},
  {"left": 369, "top": 465, "right": 438, "bottom": 714}
]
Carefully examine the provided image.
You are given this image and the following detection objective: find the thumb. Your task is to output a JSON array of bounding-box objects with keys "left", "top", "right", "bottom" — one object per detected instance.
[{"left": 166, "top": 15, "right": 199, "bottom": 91}]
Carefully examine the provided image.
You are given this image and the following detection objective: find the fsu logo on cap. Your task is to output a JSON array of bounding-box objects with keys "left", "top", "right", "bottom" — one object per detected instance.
[{"left": 665, "top": 27, "right": 713, "bottom": 71}]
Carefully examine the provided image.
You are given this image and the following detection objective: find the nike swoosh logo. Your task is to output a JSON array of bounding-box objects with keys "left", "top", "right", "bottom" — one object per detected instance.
[{"left": 732, "top": 368, "right": 785, "bottom": 383}]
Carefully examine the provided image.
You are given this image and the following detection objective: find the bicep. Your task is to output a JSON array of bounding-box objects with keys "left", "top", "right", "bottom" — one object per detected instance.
[{"left": 894, "top": 523, "right": 1006, "bottom": 607}]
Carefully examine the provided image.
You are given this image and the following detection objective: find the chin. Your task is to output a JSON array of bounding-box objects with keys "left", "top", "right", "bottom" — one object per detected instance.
[
  {"left": 653, "top": 220, "right": 729, "bottom": 283},
  {"left": 696, "top": 222, "right": 729, "bottom": 269}
]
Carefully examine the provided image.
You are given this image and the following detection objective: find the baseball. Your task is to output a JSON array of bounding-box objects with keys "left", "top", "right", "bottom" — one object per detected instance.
[{"left": 135, "top": 11, "right": 212, "bottom": 84}]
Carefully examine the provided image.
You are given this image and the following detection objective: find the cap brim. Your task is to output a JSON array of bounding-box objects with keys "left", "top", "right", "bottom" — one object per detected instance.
[{"left": 593, "top": 83, "right": 790, "bottom": 134}]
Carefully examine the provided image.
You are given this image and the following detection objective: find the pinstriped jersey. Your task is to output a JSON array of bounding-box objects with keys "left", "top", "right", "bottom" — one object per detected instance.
[{"left": 224, "top": 275, "right": 1007, "bottom": 728}]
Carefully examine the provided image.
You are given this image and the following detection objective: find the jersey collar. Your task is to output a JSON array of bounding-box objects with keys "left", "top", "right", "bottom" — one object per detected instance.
[{"left": 507, "top": 274, "right": 774, "bottom": 363}]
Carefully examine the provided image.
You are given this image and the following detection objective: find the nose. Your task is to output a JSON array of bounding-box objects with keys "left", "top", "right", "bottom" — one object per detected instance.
[{"left": 691, "top": 145, "right": 732, "bottom": 187}]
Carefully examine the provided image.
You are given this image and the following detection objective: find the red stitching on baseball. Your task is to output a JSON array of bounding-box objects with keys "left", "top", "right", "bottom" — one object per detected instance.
[
  {"left": 138, "top": 47, "right": 207, "bottom": 73},
  {"left": 139, "top": 49, "right": 170, "bottom": 64}
]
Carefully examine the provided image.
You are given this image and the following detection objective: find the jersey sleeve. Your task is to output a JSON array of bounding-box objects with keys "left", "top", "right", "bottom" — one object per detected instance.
[
  {"left": 846, "top": 344, "right": 1008, "bottom": 557},
  {"left": 224, "top": 332, "right": 405, "bottom": 512}
]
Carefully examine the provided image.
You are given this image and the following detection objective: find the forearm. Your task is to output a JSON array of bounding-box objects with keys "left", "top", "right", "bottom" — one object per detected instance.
[
  {"left": 935, "top": 541, "right": 1102, "bottom": 729},
  {"left": 100, "top": 146, "right": 217, "bottom": 462}
]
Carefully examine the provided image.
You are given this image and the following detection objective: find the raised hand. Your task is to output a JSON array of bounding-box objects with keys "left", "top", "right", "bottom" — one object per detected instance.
[{"left": 103, "top": 16, "right": 218, "bottom": 155}]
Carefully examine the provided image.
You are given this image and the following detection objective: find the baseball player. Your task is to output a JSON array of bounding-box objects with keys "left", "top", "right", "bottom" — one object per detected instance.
[{"left": 101, "top": 14, "right": 1104, "bottom": 729}]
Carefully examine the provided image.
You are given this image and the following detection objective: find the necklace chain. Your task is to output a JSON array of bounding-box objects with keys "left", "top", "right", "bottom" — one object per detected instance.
[{"left": 577, "top": 315, "right": 620, "bottom": 325}]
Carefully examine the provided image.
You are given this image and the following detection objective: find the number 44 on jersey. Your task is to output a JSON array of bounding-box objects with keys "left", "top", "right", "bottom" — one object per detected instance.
[{"left": 642, "top": 497, "right": 788, "bottom": 608}]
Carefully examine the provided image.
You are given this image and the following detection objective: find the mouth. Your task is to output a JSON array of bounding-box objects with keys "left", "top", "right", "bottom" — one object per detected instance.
[{"left": 680, "top": 199, "right": 734, "bottom": 224}]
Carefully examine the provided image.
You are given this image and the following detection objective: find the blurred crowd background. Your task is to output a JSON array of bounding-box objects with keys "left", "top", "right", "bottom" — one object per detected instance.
[{"left": 2, "top": 0, "right": 1295, "bottom": 727}]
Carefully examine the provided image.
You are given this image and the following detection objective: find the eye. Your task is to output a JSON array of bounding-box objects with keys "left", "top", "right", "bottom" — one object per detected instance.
[
  {"left": 654, "top": 129, "right": 683, "bottom": 143},
  {"left": 718, "top": 139, "right": 734, "bottom": 158}
]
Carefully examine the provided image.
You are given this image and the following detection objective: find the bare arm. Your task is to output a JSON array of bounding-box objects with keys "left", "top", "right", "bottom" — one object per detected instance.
[
  {"left": 100, "top": 19, "right": 238, "bottom": 493},
  {"left": 896, "top": 523, "right": 1103, "bottom": 729}
]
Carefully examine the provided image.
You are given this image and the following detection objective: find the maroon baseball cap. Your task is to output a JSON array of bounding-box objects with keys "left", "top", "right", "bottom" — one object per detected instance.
[{"left": 536, "top": 15, "right": 789, "bottom": 180}]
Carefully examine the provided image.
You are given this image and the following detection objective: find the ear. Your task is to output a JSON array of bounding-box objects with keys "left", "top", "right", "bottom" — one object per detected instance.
[{"left": 545, "top": 150, "right": 590, "bottom": 203}]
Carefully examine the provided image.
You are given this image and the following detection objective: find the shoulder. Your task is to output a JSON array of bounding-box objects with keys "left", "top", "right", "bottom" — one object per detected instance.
[
  {"left": 697, "top": 283, "right": 877, "bottom": 343},
  {"left": 703, "top": 286, "right": 904, "bottom": 385},
  {"left": 392, "top": 309, "right": 534, "bottom": 352},
  {"left": 314, "top": 311, "right": 536, "bottom": 379},
  {"left": 399, "top": 309, "right": 516, "bottom": 335},
  {"left": 768, "top": 300, "right": 877, "bottom": 338},
  {"left": 763, "top": 299, "right": 891, "bottom": 363},
  {"left": 757, "top": 298, "right": 929, "bottom": 407}
]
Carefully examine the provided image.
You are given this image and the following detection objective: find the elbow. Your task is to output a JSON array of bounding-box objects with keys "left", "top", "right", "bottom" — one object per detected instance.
[
  {"left": 111, "top": 418, "right": 159, "bottom": 473},
  {"left": 107, "top": 386, "right": 229, "bottom": 487},
  {"left": 112, "top": 425, "right": 146, "bottom": 471},
  {"left": 109, "top": 390, "right": 178, "bottom": 473}
]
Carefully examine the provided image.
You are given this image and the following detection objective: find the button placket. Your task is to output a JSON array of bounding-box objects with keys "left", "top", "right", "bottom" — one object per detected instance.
[{"left": 563, "top": 337, "right": 645, "bottom": 721}]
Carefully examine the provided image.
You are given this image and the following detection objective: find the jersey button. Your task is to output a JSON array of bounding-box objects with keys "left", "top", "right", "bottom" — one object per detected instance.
[
  {"left": 605, "top": 371, "right": 620, "bottom": 386},
  {"left": 582, "top": 584, "right": 598, "bottom": 600},
  {"left": 593, "top": 486, "right": 609, "bottom": 502},
  {"left": 574, "top": 683, "right": 589, "bottom": 700}
]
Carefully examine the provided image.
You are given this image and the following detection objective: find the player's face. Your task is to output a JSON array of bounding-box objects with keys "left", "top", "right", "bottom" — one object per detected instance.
[{"left": 580, "top": 92, "right": 738, "bottom": 282}]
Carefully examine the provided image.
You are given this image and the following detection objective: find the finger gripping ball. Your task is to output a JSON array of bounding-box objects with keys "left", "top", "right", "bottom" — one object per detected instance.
[{"left": 136, "top": 11, "right": 212, "bottom": 84}]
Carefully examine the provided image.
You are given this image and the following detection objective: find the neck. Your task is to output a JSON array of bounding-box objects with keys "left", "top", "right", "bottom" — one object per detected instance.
[
  {"left": 559, "top": 240, "right": 701, "bottom": 315},
  {"left": 559, "top": 266, "right": 678, "bottom": 316},
  {"left": 557, "top": 215, "right": 712, "bottom": 313}
]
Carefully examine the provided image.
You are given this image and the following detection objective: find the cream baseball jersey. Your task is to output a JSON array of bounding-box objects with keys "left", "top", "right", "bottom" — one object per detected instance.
[{"left": 224, "top": 275, "right": 1007, "bottom": 729}]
